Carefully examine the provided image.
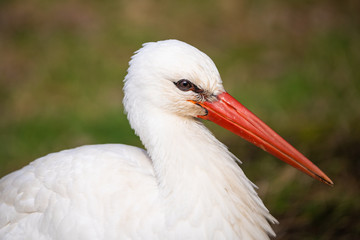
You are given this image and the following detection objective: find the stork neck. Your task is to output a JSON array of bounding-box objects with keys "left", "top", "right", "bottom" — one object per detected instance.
[
  {"left": 130, "top": 108, "right": 276, "bottom": 238},
  {"left": 132, "top": 108, "right": 223, "bottom": 193}
]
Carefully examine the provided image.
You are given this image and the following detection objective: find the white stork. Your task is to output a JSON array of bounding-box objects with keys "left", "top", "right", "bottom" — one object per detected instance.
[{"left": 0, "top": 40, "right": 332, "bottom": 240}]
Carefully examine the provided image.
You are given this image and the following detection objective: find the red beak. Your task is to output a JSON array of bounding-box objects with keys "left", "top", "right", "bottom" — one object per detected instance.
[{"left": 195, "top": 92, "right": 333, "bottom": 186}]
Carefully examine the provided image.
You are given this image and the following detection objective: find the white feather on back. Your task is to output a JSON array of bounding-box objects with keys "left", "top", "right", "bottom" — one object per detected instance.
[{"left": 0, "top": 145, "right": 160, "bottom": 239}]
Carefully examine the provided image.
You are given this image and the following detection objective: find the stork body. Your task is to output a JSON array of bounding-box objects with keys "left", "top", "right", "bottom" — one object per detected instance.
[{"left": 0, "top": 40, "right": 331, "bottom": 240}]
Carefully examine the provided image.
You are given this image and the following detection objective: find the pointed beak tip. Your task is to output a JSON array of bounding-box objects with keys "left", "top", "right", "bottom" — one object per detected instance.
[{"left": 319, "top": 175, "right": 334, "bottom": 187}]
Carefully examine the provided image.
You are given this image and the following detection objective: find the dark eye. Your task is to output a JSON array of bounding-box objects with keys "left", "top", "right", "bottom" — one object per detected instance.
[{"left": 175, "top": 79, "right": 193, "bottom": 91}]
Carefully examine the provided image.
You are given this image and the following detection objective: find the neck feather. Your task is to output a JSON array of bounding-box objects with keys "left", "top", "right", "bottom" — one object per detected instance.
[{"left": 130, "top": 107, "right": 277, "bottom": 238}]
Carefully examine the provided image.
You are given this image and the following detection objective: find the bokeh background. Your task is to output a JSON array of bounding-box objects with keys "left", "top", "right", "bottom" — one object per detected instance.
[{"left": 1, "top": 0, "right": 359, "bottom": 239}]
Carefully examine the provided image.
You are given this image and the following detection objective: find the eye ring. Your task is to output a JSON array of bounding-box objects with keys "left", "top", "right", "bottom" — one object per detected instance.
[
  {"left": 174, "top": 79, "right": 204, "bottom": 94},
  {"left": 175, "top": 79, "right": 193, "bottom": 91}
]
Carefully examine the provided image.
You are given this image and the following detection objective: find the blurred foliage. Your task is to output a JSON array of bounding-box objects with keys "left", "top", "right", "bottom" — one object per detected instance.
[{"left": 0, "top": 0, "right": 359, "bottom": 239}]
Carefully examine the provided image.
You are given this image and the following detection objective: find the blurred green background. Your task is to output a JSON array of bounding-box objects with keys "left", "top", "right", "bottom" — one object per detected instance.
[{"left": 0, "top": 0, "right": 359, "bottom": 239}]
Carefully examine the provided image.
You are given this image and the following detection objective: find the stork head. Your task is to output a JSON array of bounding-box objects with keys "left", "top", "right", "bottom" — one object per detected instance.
[
  {"left": 123, "top": 39, "right": 333, "bottom": 186},
  {"left": 124, "top": 40, "right": 224, "bottom": 118}
]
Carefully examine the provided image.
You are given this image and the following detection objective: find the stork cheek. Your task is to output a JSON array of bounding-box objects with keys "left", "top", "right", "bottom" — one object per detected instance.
[
  {"left": 187, "top": 102, "right": 207, "bottom": 117},
  {"left": 192, "top": 103, "right": 207, "bottom": 117},
  {"left": 172, "top": 100, "right": 206, "bottom": 117}
]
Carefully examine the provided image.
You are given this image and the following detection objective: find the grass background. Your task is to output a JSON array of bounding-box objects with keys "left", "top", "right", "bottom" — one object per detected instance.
[{"left": 0, "top": 0, "right": 359, "bottom": 239}]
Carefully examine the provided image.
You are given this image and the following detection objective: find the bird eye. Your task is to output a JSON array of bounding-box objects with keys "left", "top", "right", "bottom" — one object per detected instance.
[{"left": 175, "top": 79, "right": 193, "bottom": 91}]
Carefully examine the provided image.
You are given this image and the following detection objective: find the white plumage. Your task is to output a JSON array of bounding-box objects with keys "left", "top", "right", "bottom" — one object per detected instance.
[{"left": 0, "top": 40, "right": 332, "bottom": 240}]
